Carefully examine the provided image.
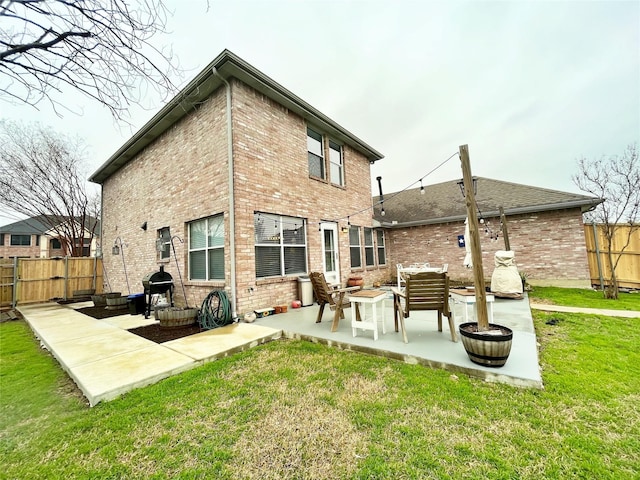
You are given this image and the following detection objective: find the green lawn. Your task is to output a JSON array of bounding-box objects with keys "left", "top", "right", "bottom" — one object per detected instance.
[
  {"left": 1, "top": 288, "right": 639, "bottom": 479},
  {"left": 528, "top": 285, "right": 640, "bottom": 311}
]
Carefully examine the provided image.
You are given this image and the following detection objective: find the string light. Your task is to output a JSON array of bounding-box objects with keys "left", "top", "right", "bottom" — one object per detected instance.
[{"left": 420, "top": 178, "right": 425, "bottom": 195}]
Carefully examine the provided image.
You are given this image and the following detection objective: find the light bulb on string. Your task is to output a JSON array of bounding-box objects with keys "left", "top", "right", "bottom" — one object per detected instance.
[{"left": 420, "top": 178, "right": 425, "bottom": 195}]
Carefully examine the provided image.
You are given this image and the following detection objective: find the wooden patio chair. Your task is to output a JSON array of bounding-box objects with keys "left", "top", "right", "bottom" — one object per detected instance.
[
  {"left": 309, "top": 272, "right": 361, "bottom": 332},
  {"left": 391, "top": 271, "right": 457, "bottom": 344}
]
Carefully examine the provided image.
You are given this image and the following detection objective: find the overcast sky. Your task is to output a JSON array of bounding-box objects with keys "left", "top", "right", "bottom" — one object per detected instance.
[{"left": 2, "top": 0, "right": 639, "bottom": 227}]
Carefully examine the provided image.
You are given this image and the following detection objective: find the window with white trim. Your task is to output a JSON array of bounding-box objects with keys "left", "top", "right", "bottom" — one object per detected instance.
[
  {"left": 189, "top": 215, "right": 224, "bottom": 280},
  {"left": 158, "top": 227, "right": 171, "bottom": 260},
  {"left": 364, "top": 227, "right": 375, "bottom": 267},
  {"left": 376, "top": 229, "right": 386, "bottom": 266},
  {"left": 329, "top": 141, "right": 344, "bottom": 186},
  {"left": 349, "top": 226, "right": 361, "bottom": 268},
  {"left": 307, "top": 127, "right": 325, "bottom": 179},
  {"left": 255, "top": 213, "right": 306, "bottom": 278}
]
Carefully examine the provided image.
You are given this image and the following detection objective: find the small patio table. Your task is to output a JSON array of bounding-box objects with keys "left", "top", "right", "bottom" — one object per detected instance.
[
  {"left": 449, "top": 288, "right": 495, "bottom": 324},
  {"left": 348, "top": 289, "right": 387, "bottom": 340}
]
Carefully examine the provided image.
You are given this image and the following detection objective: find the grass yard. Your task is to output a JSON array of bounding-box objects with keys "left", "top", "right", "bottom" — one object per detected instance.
[
  {"left": 1, "top": 288, "right": 639, "bottom": 479},
  {"left": 528, "top": 285, "right": 640, "bottom": 311}
]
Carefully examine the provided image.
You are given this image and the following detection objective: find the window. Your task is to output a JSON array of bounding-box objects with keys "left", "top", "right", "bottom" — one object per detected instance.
[
  {"left": 349, "top": 226, "right": 361, "bottom": 268},
  {"left": 307, "top": 128, "right": 325, "bottom": 179},
  {"left": 158, "top": 227, "right": 171, "bottom": 260},
  {"left": 0, "top": 233, "right": 4, "bottom": 246},
  {"left": 329, "top": 141, "right": 344, "bottom": 186},
  {"left": 255, "top": 213, "right": 306, "bottom": 278},
  {"left": 10, "top": 234, "right": 30, "bottom": 246},
  {"left": 376, "top": 229, "right": 386, "bottom": 265},
  {"left": 189, "top": 215, "right": 225, "bottom": 280},
  {"left": 74, "top": 238, "right": 91, "bottom": 257},
  {"left": 50, "top": 238, "right": 62, "bottom": 249},
  {"left": 363, "top": 228, "right": 375, "bottom": 267}
]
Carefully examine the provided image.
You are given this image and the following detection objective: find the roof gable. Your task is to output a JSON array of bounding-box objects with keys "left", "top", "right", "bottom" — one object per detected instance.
[
  {"left": 89, "top": 49, "right": 384, "bottom": 184},
  {"left": 373, "top": 177, "right": 603, "bottom": 227}
]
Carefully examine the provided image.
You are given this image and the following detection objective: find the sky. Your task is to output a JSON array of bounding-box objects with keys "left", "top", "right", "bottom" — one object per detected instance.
[{"left": 1, "top": 0, "right": 639, "bottom": 227}]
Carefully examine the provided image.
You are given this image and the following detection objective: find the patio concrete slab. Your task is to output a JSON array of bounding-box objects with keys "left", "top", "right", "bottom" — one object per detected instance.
[
  {"left": 70, "top": 345, "right": 194, "bottom": 406},
  {"left": 256, "top": 293, "right": 543, "bottom": 389},
  {"left": 164, "top": 322, "right": 282, "bottom": 363},
  {"left": 48, "top": 329, "right": 158, "bottom": 368},
  {"left": 18, "top": 293, "right": 544, "bottom": 407}
]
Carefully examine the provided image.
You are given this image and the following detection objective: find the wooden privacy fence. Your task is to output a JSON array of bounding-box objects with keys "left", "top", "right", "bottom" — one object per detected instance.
[
  {"left": 0, "top": 257, "right": 103, "bottom": 309},
  {"left": 584, "top": 223, "right": 640, "bottom": 289}
]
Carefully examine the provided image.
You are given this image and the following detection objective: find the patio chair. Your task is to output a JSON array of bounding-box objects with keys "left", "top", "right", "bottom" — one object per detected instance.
[
  {"left": 309, "top": 272, "right": 361, "bottom": 332},
  {"left": 391, "top": 271, "right": 457, "bottom": 343}
]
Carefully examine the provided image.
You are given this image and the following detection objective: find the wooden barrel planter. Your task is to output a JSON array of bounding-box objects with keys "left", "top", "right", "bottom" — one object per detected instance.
[
  {"left": 347, "top": 276, "right": 364, "bottom": 288},
  {"left": 105, "top": 295, "right": 128, "bottom": 311},
  {"left": 459, "top": 322, "right": 513, "bottom": 368},
  {"left": 73, "top": 288, "right": 96, "bottom": 299},
  {"left": 156, "top": 307, "right": 198, "bottom": 328},
  {"left": 92, "top": 292, "right": 122, "bottom": 307}
]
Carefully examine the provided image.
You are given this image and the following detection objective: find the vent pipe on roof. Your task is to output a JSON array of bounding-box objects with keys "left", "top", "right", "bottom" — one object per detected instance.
[{"left": 212, "top": 67, "right": 237, "bottom": 320}]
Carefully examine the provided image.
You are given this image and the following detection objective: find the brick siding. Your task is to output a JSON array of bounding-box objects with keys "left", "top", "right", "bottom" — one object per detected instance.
[
  {"left": 387, "top": 208, "right": 591, "bottom": 286},
  {"left": 100, "top": 80, "right": 382, "bottom": 315}
]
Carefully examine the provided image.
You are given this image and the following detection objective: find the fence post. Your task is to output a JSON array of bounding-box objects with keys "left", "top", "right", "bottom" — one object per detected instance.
[
  {"left": 592, "top": 222, "right": 604, "bottom": 291},
  {"left": 64, "top": 256, "right": 69, "bottom": 301},
  {"left": 12, "top": 256, "right": 18, "bottom": 308}
]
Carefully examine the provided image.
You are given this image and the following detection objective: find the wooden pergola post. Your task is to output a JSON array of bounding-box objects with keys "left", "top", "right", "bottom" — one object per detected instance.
[{"left": 459, "top": 145, "right": 490, "bottom": 331}]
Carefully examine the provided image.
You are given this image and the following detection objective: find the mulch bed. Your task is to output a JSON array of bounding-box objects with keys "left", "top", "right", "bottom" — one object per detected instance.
[
  {"left": 128, "top": 323, "right": 204, "bottom": 344},
  {"left": 73, "top": 304, "right": 203, "bottom": 343},
  {"left": 75, "top": 305, "right": 131, "bottom": 319}
]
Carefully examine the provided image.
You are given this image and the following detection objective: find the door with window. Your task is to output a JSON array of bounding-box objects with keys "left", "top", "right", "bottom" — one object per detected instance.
[{"left": 320, "top": 222, "right": 340, "bottom": 284}]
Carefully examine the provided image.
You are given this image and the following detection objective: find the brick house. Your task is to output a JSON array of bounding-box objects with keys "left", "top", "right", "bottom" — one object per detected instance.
[
  {"left": 374, "top": 177, "right": 602, "bottom": 287},
  {"left": 0, "top": 215, "right": 99, "bottom": 259},
  {"left": 90, "top": 50, "right": 601, "bottom": 318},
  {"left": 89, "top": 50, "right": 387, "bottom": 317}
]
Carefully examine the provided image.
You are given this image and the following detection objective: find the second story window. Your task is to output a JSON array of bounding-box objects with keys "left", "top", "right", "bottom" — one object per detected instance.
[
  {"left": 329, "top": 141, "right": 344, "bottom": 186},
  {"left": 307, "top": 127, "right": 325, "bottom": 180}
]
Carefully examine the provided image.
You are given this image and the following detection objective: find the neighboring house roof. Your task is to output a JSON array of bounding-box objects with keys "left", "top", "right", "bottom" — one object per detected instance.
[
  {"left": 373, "top": 177, "right": 603, "bottom": 228},
  {"left": 0, "top": 215, "right": 99, "bottom": 235},
  {"left": 89, "top": 49, "right": 384, "bottom": 184}
]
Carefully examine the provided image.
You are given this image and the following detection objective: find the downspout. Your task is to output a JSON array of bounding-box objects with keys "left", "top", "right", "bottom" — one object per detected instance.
[{"left": 211, "top": 67, "right": 238, "bottom": 320}]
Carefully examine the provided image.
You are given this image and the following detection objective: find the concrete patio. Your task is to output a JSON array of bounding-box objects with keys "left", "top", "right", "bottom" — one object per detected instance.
[{"left": 18, "top": 291, "right": 542, "bottom": 407}]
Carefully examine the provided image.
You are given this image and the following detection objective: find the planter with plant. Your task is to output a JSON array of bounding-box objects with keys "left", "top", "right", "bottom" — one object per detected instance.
[{"left": 458, "top": 145, "right": 513, "bottom": 367}]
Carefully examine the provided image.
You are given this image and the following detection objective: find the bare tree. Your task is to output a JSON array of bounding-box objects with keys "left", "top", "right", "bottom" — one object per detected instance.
[
  {"left": 0, "top": 0, "right": 181, "bottom": 119},
  {"left": 573, "top": 143, "right": 639, "bottom": 299},
  {"left": 0, "top": 120, "right": 100, "bottom": 256}
]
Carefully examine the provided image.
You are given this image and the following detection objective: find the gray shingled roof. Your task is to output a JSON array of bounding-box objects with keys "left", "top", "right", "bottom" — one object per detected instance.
[
  {"left": 0, "top": 215, "right": 99, "bottom": 234},
  {"left": 0, "top": 215, "right": 54, "bottom": 234},
  {"left": 373, "top": 177, "right": 602, "bottom": 227}
]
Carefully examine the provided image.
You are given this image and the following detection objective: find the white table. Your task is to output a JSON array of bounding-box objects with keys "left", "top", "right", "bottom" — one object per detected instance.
[
  {"left": 449, "top": 289, "right": 495, "bottom": 324},
  {"left": 348, "top": 290, "right": 387, "bottom": 340},
  {"left": 397, "top": 266, "right": 443, "bottom": 289}
]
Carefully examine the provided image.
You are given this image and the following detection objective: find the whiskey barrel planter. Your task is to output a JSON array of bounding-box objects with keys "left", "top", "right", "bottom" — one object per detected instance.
[
  {"left": 73, "top": 288, "right": 96, "bottom": 298},
  {"left": 156, "top": 307, "right": 198, "bottom": 328},
  {"left": 92, "top": 292, "right": 122, "bottom": 307},
  {"left": 347, "top": 276, "right": 364, "bottom": 287},
  {"left": 459, "top": 322, "right": 513, "bottom": 367},
  {"left": 105, "top": 295, "right": 128, "bottom": 310}
]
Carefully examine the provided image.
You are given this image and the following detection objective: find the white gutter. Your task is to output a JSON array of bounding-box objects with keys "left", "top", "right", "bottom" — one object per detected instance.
[{"left": 212, "top": 67, "right": 238, "bottom": 320}]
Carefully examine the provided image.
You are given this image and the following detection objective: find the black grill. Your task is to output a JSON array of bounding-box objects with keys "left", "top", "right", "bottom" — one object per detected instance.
[{"left": 142, "top": 266, "right": 174, "bottom": 318}]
